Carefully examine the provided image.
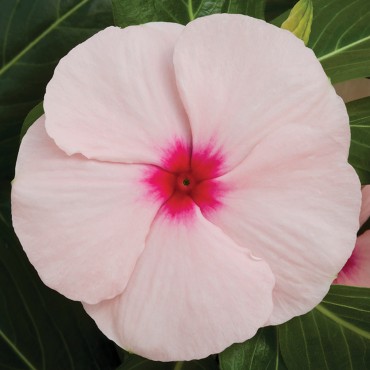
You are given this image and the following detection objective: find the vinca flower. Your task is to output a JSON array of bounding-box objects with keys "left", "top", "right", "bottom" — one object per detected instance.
[
  {"left": 12, "top": 14, "right": 361, "bottom": 361},
  {"left": 335, "top": 186, "right": 370, "bottom": 287}
]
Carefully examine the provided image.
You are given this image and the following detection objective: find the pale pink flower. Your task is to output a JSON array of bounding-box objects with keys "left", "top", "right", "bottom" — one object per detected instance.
[
  {"left": 12, "top": 14, "right": 361, "bottom": 361},
  {"left": 334, "top": 186, "right": 370, "bottom": 287}
]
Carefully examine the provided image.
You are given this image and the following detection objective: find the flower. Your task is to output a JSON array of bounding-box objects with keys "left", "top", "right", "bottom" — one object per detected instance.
[
  {"left": 11, "top": 14, "right": 361, "bottom": 361},
  {"left": 334, "top": 186, "right": 370, "bottom": 287}
]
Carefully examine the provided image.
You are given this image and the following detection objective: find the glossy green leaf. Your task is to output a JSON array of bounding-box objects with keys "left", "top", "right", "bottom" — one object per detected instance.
[
  {"left": 115, "top": 352, "right": 219, "bottom": 370},
  {"left": 219, "top": 327, "right": 287, "bottom": 370},
  {"left": 270, "top": 9, "right": 290, "bottom": 26},
  {"left": 265, "top": 0, "right": 297, "bottom": 22},
  {"left": 225, "top": 0, "right": 298, "bottom": 21},
  {"left": 279, "top": 285, "right": 370, "bottom": 370},
  {"left": 222, "top": 0, "right": 266, "bottom": 19},
  {"left": 281, "top": 0, "right": 313, "bottom": 45},
  {"left": 347, "top": 97, "right": 370, "bottom": 184},
  {"left": 0, "top": 0, "right": 113, "bottom": 182},
  {"left": 111, "top": 0, "right": 273, "bottom": 28},
  {"left": 20, "top": 101, "right": 44, "bottom": 140},
  {"left": 309, "top": 0, "right": 370, "bottom": 83},
  {"left": 112, "top": 0, "right": 226, "bottom": 27}
]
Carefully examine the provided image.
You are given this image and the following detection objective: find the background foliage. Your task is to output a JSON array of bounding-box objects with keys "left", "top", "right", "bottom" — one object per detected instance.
[{"left": 1, "top": 0, "right": 370, "bottom": 369}]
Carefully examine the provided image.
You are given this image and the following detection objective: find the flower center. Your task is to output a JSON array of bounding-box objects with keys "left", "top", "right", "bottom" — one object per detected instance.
[
  {"left": 176, "top": 173, "right": 196, "bottom": 193},
  {"left": 144, "top": 141, "right": 225, "bottom": 220}
]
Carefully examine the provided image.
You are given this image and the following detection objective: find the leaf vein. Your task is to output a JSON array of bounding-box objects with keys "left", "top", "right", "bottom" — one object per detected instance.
[
  {"left": 0, "top": 329, "right": 37, "bottom": 370},
  {"left": 0, "top": 0, "right": 90, "bottom": 77},
  {"left": 1, "top": 0, "right": 20, "bottom": 67},
  {"left": 316, "top": 304, "right": 370, "bottom": 339}
]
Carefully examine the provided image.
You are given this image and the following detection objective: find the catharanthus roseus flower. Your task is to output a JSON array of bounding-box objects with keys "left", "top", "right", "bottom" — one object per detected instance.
[
  {"left": 12, "top": 14, "right": 361, "bottom": 361},
  {"left": 334, "top": 186, "right": 370, "bottom": 287}
]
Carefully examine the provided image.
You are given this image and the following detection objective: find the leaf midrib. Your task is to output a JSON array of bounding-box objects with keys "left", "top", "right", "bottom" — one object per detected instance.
[
  {"left": 0, "top": 0, "right": 90, "bottom": 77},
  {"left": 351, "top": 124, "right": 370, "bottom": 128},
  {"left": 316, "top": 304, "right": 370, "bottom": 339},
  {"left": 0, "top": 329, "right": 37, "bottom": 370},
  {"left": 318, "top": 33, "right": 370, "bottom": 63}
]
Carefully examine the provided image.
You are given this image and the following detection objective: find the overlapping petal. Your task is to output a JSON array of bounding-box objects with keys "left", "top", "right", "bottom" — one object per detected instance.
[
  {"left": 12, "top": 117, "right": 164, "bottom": 304},
  {"left": 360, "top": 185, "right": 370, "bottom": 226},
  {"left": 334, "top": 231, "right": 370, "bottom": 287},
  {"left": 335, "top": 78, "right": 370, "bottom": 103},
  {"left": 84, "top": 208, "right": 275, "bottom": 361},
  {"left": 173, "top": 14, "right": 349, "bottom": 173},
  {"left": 202, "top": 125, "right": 361, "bottom": 325},
  {"left": 334, "top": 186, "right": 370, "bottom": 287},
  {"left": 44, "top": 23, "right": 190, "bottom": 166}
]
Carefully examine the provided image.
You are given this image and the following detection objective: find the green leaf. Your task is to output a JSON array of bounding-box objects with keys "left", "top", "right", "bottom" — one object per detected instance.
[
  {"left": 281, "top": 0, "right": 313, "bottom": 45},
  {"left": 111, "top": 0, "right": 273, "bottom": 28},
  {"left": 265, "top": 0, "right": 297, "bottom": 22},
  {"left": 228, "top": 0, "right": 298, "bottom": 23},
  {"left": 222, "top": 0, "right": 266, "bottom": 19},
  {"left": 270, "top": 9, "right": 290, "bottom": 27},
  {"left": 115, "top": 352, "right": 219, "bottom": 370},
  {"left": 308, "top": 0, "right": 370, "bottom": 83},
  {"left": 20, "top": 102, "right": 44, "bottom": 140},
  {"left": 0, "top": 210, "right": 120, "bottom": 369},
  {"left": 112, "top": 0, "right": 226, "bottom": 27},
  {"left": 347, "top": 97, "right": 370, "bottom": 184},
  {"left": 219, "top": 327, "right": 287, "bottom": 370},
  {"left": 0, "top": 0, "right": 113, "bottom": 182},
  {"left": 279, "top": 285, "right": 370, "bottom": 370}
]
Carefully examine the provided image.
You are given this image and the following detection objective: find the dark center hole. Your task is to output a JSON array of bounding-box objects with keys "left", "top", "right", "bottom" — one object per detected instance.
[{"left": 183, "top": 178, "right": 191, "bottom": 186}]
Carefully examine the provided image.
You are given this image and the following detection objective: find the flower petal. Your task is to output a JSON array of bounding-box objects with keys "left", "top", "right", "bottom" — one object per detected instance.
[
  {"left": 84, "top": 208, "right": 275, "bottom": 361},
  {"left": 12, "top": 117, "right": 163, "bottom": 304},
  {"left": 202, "top": 125, "right": 361, "bottom": 325},
  {"left": 334, "top": 231, "right": 370, "bottom": 287},
  {"left": 44, "top": 23, "right": 190, "bottom": 165},
  {"left": 360, "top": 185, "right": 370, "bottom": 226},
  {"left": 335, "top": 78, "right": 370, "bottom": 103},
  {"left": 173, "top": 14, "right": 349, "bottom": 172}
]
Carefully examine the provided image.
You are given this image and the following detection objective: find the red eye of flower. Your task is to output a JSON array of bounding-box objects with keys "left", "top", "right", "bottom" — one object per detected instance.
[
  {"left": 177, "top": 173, "right": 193, "bottom": 191},
  {"left": 143, "top": 141, "right": 225, "bottom": 221}
]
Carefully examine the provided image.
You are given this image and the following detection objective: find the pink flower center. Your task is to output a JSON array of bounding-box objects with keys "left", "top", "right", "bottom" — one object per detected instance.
[
  {"left": 176, "top": 173, "right": 196, "bottom": 193},
  {"left": 144, "top": 141, "right": 225, "bottom": 220}
]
